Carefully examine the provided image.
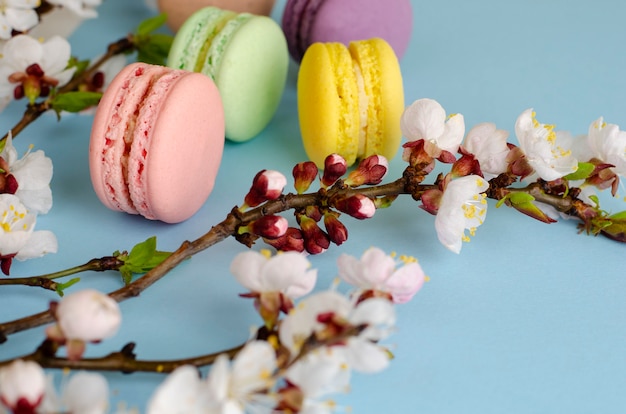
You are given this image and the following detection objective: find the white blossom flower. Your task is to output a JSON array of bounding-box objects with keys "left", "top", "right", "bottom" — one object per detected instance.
[
  {"left": 1, "top": 133, "right": 53, "bottom": 214},
  {"left": 280, "top": 290, "right": 396, "bottom": 373},
  {"left": 401, "top": 98, "right": 465, "bottom": 160},
  {"left": 0, "top": 0, "right": 40, "bottom": 40},
  {"left": 337, "top": 247, "right": 425, "bottom": 304},
  {"left": 0, "top": 193, "right": 57, "bottom": 274},
  {"left": 515, "top": 108, "right": 578, "bottom": 181},
  {"left": 435, "top": 175, "right": 489, "bottom": 254},
  {"left": 46, "top": 289, "right": 121, "bottom": 360},
  {"left": 0, "top": 34, "right": 75, "bottom": 105},
  {"left": 0, "top": 360, "right": 46, "bottom": 413},
  {"left": 586, "top": 117, "right": 626, "bottom": 176},
  {"left": 230, "top": 250, "right": 317, "bottom": 298},
  {"left": 146, "top": 366, "right": 205, "bottom": 414},
  {"left": 38, "top": 371, "right": 110, "bottom": 414},
  {"left": 283, "top": 350, "right": 351, "bottom": 414},
  {"left": 463, "top": 122, "right": 511, "bottom": 178},
  {"left": 45, "top": 0, "right": 101, "bottom": 18},
  {"left": 149, "top": 341, "right": 276, "bottom": 414}
]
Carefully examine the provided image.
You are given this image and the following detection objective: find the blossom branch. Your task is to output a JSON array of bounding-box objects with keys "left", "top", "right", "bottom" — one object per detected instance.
[
  {"left": 0, "top": 161, "right": 620, "bottom": 344},
  {"left": 0, "top": 339, "right": 244, "bottom": 373}
]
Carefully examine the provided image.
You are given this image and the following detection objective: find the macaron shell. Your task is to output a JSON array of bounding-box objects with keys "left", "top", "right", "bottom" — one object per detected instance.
[
  {"left": 141, "top": 71, "right": 225, "bottom": 223},
  {"left": 349, "top": 38, "right": 404, "bottom": 161},
  {"left": 212, "top": 15, "right": 288, "bottom": 141},
  {"left": 297, "top": 42, "right": 360, "bottom": 167}
]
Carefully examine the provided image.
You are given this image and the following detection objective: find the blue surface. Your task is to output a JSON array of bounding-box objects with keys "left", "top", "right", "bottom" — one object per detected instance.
[{"left": 2, "top": 0, "right": 626, "bottom": 412}]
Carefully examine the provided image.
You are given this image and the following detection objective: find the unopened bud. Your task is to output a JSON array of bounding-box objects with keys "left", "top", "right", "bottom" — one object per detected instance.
[
  {"left": 292, "top": 161, "right": 318, "bottom": 194},
  {"left": 323, "top": 212, "right": 348, "bottom": 245},
  {"left": 249, "top": 215, "right": 289, "bottom": 239},
  {"left": 264, "top": 227, "right": 305, "bottom": 252},
  {"left": 333, "top": 194, "right": 376, "bottom": 220},
  {"left": 321, "top": 154, "right": 347, "bottom": 187},
  {"left": 46, "top": 289, "right": 121, "bottom": 360},
  {"left": 243, "top": 170, "right": 287, "bottom": 208},
  {"left": 451, "top": 150, "right": 482, "bottom": 178},
  {"left": 345, "top": 155, "right": 389, "bottom": 186},
  {"left": 419, "top": 189, "right": 443, "bottom": 215},
  {"left": 300, "top": 216, "right": 330, "bottom": 254}
]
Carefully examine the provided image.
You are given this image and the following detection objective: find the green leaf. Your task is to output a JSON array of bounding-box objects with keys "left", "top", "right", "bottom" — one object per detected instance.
[
  {"left": 564, "top": 162, "right": 595, "bottom": 181},
  {"left": 117, "top": 236, "right": 172, "bottom": 285},
  {"left": 508, "top": 192, "right": 535, "bottom": 206},
  {"left": 589, "top": 194, "right": 600, "bottom": 207},
  {"left": 55, "top": 277, "right": 81, "bottom": 297},
  {"left": 136, "top": 33, "right": 174, "bottom": 65},
  {"left": 50, "top": 91, "right": 102, "bottom": 113},
  {"left": 609, "top": 210, "right": 626, "bottom": 220},
  {"left": 136, "top": 13, "right": 168, "bottom": 36}
]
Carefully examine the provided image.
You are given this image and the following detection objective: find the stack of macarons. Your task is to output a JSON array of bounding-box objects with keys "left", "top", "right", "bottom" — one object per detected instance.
[
  {"left": 89, "top": 62, "right": 225, "bottom": 224},
  {"left": 166, "top": 6, "right": 289, "bottom": 142}
]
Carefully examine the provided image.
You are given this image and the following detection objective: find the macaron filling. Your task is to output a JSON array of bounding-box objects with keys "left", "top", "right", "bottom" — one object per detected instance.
[{"left": 202, "top": 13, "right": 253, "bottom": 80}]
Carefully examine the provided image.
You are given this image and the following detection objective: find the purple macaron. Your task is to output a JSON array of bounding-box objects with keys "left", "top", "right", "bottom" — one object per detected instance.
[{"left": 281, "top": 0, "right": 413, "bottom": 63}]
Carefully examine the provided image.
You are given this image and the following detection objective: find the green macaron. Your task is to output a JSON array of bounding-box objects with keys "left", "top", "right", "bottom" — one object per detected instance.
[{"left": 167, "top": 7, "right": 289, "bottom": 142}]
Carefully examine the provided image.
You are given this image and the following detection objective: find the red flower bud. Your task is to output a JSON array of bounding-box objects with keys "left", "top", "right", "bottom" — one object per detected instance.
[
  {"left": 300, "top": 216, "right": 330, "bottom": 254},
  {"left": 263, "top": 227, "right": 305, "bottom": 252},
  {"left": 249, "top": 215, "right": 288, "bottom": 239},
  {"left": 419, "top": 188, "right": 443, "bottom": 215},
  {"left": 333, "top": 194, "right": 376, "bottom": 220},
  {"left": 321, "top": 154, "right": 347, "bottom": 187},
  {"left": 324, "top": 212, "right": 348, "bottom": 245},
  {"left": 292, "top": 161, "right": 318, "bottom": 194},
  {"left": 243, "top": 170, "right": 287, "bottom": 208},
  {"left": 451, "top": 150, "right": 482, "bottom": 178},
  {"left": 345, "top": 155, "right": 389, "bottom": 186}
]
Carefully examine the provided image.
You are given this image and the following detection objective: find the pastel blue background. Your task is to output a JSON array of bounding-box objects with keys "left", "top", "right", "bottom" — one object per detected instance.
[{"left": 2, "top": 0, "right": 626, "bottom": 413}]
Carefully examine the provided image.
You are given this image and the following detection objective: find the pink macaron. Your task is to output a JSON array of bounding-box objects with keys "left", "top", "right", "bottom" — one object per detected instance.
[
  {"left": 281, "top": 0, "right": 413, "bottom": 63},
  {"left": 89, "top": 62, "right": 225, "bottom": 223}
]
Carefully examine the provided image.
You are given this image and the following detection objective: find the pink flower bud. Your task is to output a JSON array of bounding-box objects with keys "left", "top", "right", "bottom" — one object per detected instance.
[
  {"left": 321, "top": 154, "right": 347, "bottom": 187},
  {"left": 264, "top": 227, "right": 305, "bottom": 252},
  {"left": 250, "top": 215, "right": 288, "bottom": 239},
  {"left": 244, "top": 170, "right": 287, "bottom": 208},
  {"left": 46, "top": 289, "right": 121, "bottom": 347},
  {"left": 292, "top": 161, "right": 318, "bottom": 194},
  {"left": 0, "top": 360, "right": 46, "bottom": 414},
  {"left": 324, "top": 212, "right": 348, "bottom": 245},
  {"left": 345, "top": 155, "right": 389, "bottom": 186},
  {"left": 333, "top": 194, "right": 376, "bottom": 220}
]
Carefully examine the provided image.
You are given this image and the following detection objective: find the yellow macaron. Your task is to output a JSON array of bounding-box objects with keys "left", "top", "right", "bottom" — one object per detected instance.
[{"left": 297, "top": 38, "right": 404, "bottom": 168}]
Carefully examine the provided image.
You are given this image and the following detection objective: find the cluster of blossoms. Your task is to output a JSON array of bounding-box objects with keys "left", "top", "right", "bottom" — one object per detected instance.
[
  {"left": 400, "top": 98, "right": 626, "bottom": 252},
  {"left": 0, "top": 134, "right": 56, "bottom": 274},
  {"left": 0, "top": 247, "right": 425, "bottom": 414}
]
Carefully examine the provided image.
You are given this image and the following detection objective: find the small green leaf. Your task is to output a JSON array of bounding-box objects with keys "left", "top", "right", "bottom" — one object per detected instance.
[
  {"left": 136, "top": 33, "right": 174, "bottom": 65},
  {"left": 508, "top": 192, "right": 535, "bottom": 206},
  {"left": 564, "top": 162, "right": 595, "bottom": 181},
  {"left": 117, "top": 236, "right": 172, "bottom": 284},
  {"left": 136, "top": 13, "right": 168, "bottom": 36},
  {"left": 50, "top": 91, "right": 102, "bottom": 113},
  {"left": 589, "top": 194, "right": 600, "bottom": 207},
  {"left": 55, "top": 277, "right": 81, "bottom": 296}
]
